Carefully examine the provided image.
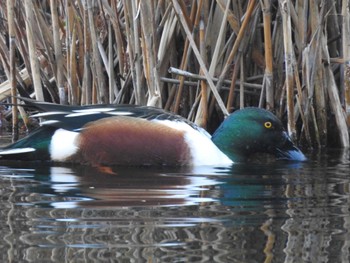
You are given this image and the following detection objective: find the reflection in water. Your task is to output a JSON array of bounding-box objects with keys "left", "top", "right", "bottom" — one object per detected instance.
[{"left": 0, "top": 149, "right": 349, "bottom": 262}]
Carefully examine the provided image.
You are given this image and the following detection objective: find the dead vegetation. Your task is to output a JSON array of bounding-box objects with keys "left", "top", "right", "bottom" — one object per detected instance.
[{"left": 0, "top": 0, "right": 349, "bottom": 147}]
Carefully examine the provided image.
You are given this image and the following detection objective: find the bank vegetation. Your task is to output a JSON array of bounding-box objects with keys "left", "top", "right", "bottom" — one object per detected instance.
[{"left": 0, "top": 0, "right": 349, "bottom": 148}]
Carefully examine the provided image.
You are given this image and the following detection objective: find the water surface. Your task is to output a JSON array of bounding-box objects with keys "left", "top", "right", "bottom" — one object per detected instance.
[{"left": 0, "top": 148, "right": 349, "bottom": 262}]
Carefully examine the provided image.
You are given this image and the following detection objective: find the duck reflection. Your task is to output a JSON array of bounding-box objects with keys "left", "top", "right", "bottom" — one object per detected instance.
[
  {"left": 0, "top": 161, "right": 305, "bottom": 209},
  {"left": 3, "top": 155, "right": 350, "bottom": 263},
  {"left": 0, "top": 164, "right": 228, "bottom": 208}
]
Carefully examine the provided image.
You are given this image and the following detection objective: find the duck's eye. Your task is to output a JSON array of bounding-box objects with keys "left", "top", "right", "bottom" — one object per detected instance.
[{"left": 264, "top": 121, "right": 272, "bottom": 129}]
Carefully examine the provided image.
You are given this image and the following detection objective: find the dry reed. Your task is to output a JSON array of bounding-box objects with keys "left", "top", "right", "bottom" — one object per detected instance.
[{"left": 0, "top": 0, "right": 349, "bottom": 148}]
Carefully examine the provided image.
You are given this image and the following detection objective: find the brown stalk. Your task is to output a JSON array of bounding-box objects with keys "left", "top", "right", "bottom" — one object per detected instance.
[
  {"left": 295, "top": 0, "right": 308, "bottom": 53},
  {"left": 216, "top": 0, "right": 240, "bottom": 34},
  {"left": 226, "top": 56, "right": 240, "bottom": 111},
  {"left": 124, "top": 0, "right": 142, "bottom": 104},
  {"left": 111, "top": 1, "right": 126, "bottom": 79},
  {"left": 239, "top": 57, "right": 245, "bottom": 109},
  {"left": 69, "top": 22, "right": 79, "bottom": 105},
  {"left": 81, "top": 0, "right": 92, "bottom": 105},
  {"left": 310, "top": 0, "right": 327, "bottom": 146},
  {"left": 173, "top": 0, "right": 197, "bottom": 113},
  {"left": 261, "top": 0, "right": 274, "bottom": 110},
  {"left": 168, "top": 67, "right": 262, "bottom": 90},
  {"left": 172, "top": 0, "right": 229, "bottom": 116},
  {"left": 342, "top": 0, "right": 350, "bottom": 127},
  {"left": 50, "top": 0, "right": 66, "bottom": 104},
  {"left": 66, "top": 0, "right": 73, "bottom": 104},
  {"left": 140, "top": 1, "right": 161, "bottom": 107},
  {"left": 321, "top": 14, "right": 349, "bottom": 147},
  {"left": 279, "top": 0, "right": 296, "bottom": 140},
  {"left": 194, "top": 20, "right": 208, "bottom": 128},
  {"left": 7, "top": 0, "right": 18, "bottom": 141},
  {"left": 24, "top": 0, "right": 44, "bottom": 101},
  {"left": 33, "top": 2, "right": 57, "bottom": 82},
  {"left": 108, "top": 20, "right": 115, "bottom": 103},
  {"left": 302, "top": 46, "right": 320, "bottom": 147},
  {"left": 208, "top": 0, "right": 230, "bottom": 76},
  {"left": 75, "top": 1, "right": 85, "bottom": 83},
  {"left": 87, "top": 1, "right": 107, "bottom": 103},
  {"left": 324, "top": 60, "right": 350, "bottom": 147},
  {"left": 215, "top": 0, "right": 257, "bottom": 94}
]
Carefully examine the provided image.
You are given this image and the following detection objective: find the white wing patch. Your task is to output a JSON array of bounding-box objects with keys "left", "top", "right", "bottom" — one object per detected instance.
[
  {"left": 40, "top": 120, "right": 60, "bottom": 126},
  {"left": 153, "top": 120, "right": 233, "bottom": 166},
  {"left": 49, "top": 129, "right": 79, "bottom": 161},
  {"left": 66, "top": 112, "right": 100, "bottom": 118},
  {"left": 105, "top": 111, "right": 134, "bottom": 116},
  {"left": 73, "top": 108, "right": 116, "bottom": 113},
  {"left": 0, "top": 148, "right": 36, "bottom": 155},
  {"left": 31, "top": 111, "right": 68, "bottom": 118},
  {"left": 66, "top": 110, "right": 134, "bottom": 118}
]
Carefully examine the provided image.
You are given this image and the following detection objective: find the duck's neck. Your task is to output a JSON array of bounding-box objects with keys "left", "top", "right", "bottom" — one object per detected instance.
[{"left": 211, "top": 133, "right": 247, "bottom": 163}]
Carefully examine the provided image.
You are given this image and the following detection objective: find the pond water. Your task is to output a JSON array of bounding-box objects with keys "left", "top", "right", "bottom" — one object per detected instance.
[{"left": 0, "top": 146, "right": 349, "bottom": 262}]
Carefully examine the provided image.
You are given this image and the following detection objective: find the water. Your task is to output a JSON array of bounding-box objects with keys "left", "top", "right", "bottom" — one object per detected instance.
[{"left": 0, "top": 148, "right": 349, "bottom": 262}]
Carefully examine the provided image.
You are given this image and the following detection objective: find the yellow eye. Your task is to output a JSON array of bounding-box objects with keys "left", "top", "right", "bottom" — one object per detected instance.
[{"left": 264, "top": 121, "right": 272, "bottom": 129}]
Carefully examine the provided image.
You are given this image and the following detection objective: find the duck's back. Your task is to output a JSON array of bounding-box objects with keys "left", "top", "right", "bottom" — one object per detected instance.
[{"left": 0, "top": 100, "right": 232, "bottom": 166}]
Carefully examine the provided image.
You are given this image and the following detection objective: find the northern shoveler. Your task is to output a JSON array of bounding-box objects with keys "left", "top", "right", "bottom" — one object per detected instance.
[{"left": 0, "top": 98, "right": 306, "bottom": 166}]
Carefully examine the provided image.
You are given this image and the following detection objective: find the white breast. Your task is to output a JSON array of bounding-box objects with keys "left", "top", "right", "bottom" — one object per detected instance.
[{"left": 50, "top": 129, "right": 80, "bottom": 161}]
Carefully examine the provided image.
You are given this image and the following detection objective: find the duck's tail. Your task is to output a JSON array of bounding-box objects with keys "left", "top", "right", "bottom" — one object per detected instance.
[{"left": 0, "top": 126, "right": 57, "bottom": 161}]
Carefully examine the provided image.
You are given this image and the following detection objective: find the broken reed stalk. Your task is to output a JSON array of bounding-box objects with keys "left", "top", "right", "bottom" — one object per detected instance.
[
  {"left": 140, "top": 1, "right": 161, "bottom": 107},
  {"left": 261, "top": 0, "right": 274, "bottom": 110},
  {"left": 310, "top": 0, "right": 327, "bottom": 146},
  {"left": 209, "top": 0, "right": 231, "bottom": 110},
  {"left": 7, "top": 0, "right": 18, "bottom": 142},
  {"left": 108, "top": 20, "right": 115, "bottom": 104},
  {"left": 216, "top": 0, "right": 240, "bottom": 34},
  {"left": 172, "top": 0, "right": 229, "bottom": 116},
  {"left": 24, "top": 0, "right": 44, "bottom": 101},
  {"left": 127, "top": 0, "right": 144, "bottom": 105},
  {"left": 325, "top": 59, "right": 350, "bottom": 147},
  {"left": 342, "top": 0, "right": 350, "bottom": 127},
  {"left": 168, "top": 67, "right": 262, "bottom": 90},
  {"left": 82, "top": 0, "right": 92, "bottom": 105},
  {"left": 226, "top": 56, "right": 240, "bottom": 111},
  {"left": 280, "top": 0, "right": 296, "bottom": 140},
  {"left": 172, "top": 1, "right": 194, "bottom": 114},
  {"left": 50, "top": 0, "right": 65, "bottom": 104},
  {"left": 87, "top": 1, "right": 107, "bottom": 104},
  {"left": 215, "top": 0, "right": 257, "bottom": 94},
  {"left": 195, "top": 19, "right": 208, "bottom": 128},
  {"left": 68, "top": 8, "right": 79, "bottom": 105}
]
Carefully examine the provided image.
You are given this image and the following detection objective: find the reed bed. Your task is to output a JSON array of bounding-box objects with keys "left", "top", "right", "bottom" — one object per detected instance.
[{"left": 0, "top": 0, "right": 349, "bottom": 148}]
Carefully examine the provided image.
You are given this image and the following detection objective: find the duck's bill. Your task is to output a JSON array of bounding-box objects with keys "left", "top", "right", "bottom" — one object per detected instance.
[{"left": 275, "top": 137, "right": 307, "bottom": 161}]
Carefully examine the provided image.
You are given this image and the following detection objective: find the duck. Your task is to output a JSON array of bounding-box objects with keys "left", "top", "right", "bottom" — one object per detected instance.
[{"left": 0, "top": 98, "right": 306, "bottom": 166}]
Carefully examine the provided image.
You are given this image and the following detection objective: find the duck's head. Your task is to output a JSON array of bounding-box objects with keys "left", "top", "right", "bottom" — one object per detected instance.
[{"left": 211, "top": 107, "right": 306, "bottom": 162}]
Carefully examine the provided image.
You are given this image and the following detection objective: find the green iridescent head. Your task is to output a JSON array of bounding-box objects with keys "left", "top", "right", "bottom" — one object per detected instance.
[{"left": 211, "top": 107, "right": 306, "bottom": 162}]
